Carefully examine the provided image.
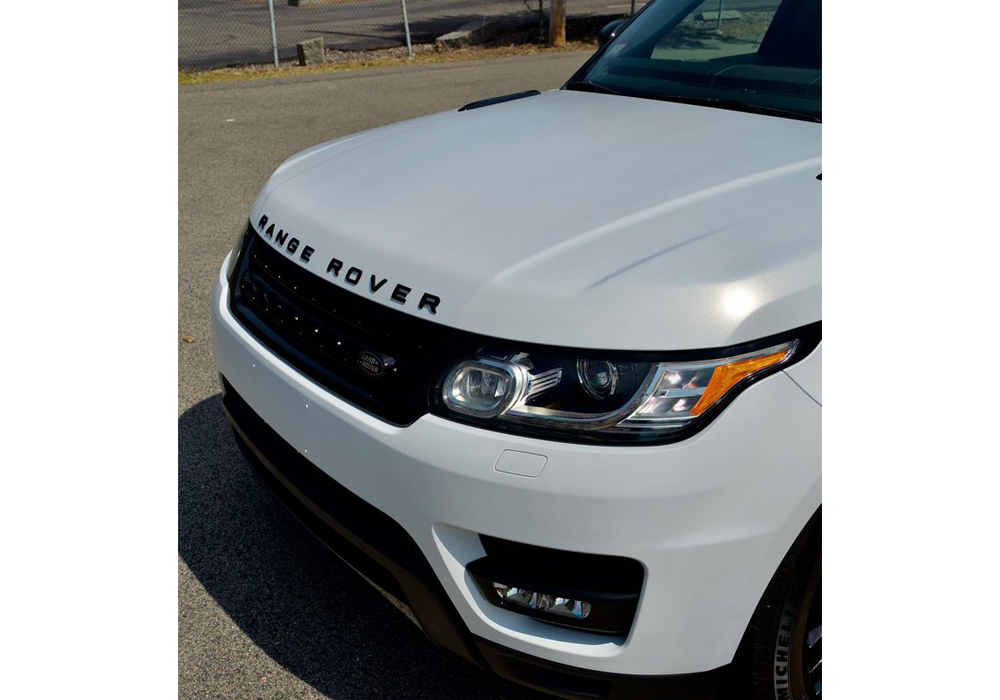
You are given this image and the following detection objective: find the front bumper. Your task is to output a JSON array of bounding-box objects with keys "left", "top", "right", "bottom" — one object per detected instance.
[
  {"left": 223, "top": 377, "right": 728, "bottom": 700},
  {"left": 211, "top": 262, "right": 821, "bottom": 692}
]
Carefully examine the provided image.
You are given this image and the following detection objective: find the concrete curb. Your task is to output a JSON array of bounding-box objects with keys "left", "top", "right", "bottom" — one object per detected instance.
[
  {"left": 696, "top": 10, "right": 743, "bottom": 21},
  {"left": 435, "top": 14, "right": 537, "bottom": 49}
]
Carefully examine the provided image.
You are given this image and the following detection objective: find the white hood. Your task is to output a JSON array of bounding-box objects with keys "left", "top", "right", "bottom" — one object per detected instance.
[{"left": 249, "top": 89, "right": 820, "bottom": 351}]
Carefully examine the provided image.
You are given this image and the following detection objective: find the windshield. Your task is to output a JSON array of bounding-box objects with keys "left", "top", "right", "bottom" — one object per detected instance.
[{"left": 575, "top": 0, "right": 821, "bottom": 121}]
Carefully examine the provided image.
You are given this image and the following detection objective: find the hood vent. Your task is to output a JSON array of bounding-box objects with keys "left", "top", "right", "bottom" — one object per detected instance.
[{"left": 459, "top": 90, "right": 540, "bottom": 112}]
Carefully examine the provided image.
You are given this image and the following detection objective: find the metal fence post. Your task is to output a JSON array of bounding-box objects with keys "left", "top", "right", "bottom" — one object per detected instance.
[
  {"left": 267, "top": 0, "right": 279, "bottom": 67},
  {"left": 631, "top": 0, "right": 636, "bottom": 16},
  {"left": 400, "top": 0, "right": 413, "bottom": 57}
]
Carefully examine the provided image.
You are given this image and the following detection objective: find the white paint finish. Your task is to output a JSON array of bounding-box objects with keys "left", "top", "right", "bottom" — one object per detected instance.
[
  {"left": 212, "top": 268, "right": 821, "bottom": 675},
  {"left": 785, "top": 342, "right": 822, "bottom": 404},
  {"left": 248, "top": 89, "right": 820, "bottom": 350},
  {"left": 494, "top": 450, "right": 548, "bottom": 478},
  {"left": 215, "top": 87, "right": 824, "bottom": 677}
]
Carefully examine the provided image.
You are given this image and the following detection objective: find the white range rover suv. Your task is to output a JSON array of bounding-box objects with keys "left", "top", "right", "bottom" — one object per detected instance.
[{"left": 211, "top": 1, "right": 821, "bottom": 698}]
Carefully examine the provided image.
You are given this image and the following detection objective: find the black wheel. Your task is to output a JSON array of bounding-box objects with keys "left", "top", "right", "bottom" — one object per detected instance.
[
  {"left": 787, "top": 559, "right": 821, "bottom": 698},
  {"left": 725, "top": 510, "right": 821, "bottom": 700}
]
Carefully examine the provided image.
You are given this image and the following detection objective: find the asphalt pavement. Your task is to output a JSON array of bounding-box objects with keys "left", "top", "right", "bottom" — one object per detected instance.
[{"left": 179, "top": 51, "right": 591, "bottom": 700}]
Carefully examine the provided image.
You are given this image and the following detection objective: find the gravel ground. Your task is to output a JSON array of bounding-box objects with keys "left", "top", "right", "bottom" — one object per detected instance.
[{"left": 179, "top": 51, "right": 591, "bottom": 700}]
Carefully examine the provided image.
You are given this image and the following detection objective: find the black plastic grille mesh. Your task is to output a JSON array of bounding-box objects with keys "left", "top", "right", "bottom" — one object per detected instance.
[{"left": 229, "top": 229, "right": 476, "bottom": 425}]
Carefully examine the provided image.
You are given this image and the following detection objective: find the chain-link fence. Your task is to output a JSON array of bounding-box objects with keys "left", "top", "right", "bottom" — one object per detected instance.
[{"left": 179, "top": 0, "right": 641, "bottom": 70}]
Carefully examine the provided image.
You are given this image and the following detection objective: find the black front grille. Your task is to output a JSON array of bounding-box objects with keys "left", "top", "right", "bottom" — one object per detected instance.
[{"left": 229, "top": 227, "right": 479, "bottom": 425}]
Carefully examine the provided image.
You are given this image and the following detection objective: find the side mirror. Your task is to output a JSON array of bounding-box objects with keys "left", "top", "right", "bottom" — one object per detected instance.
[{"left": 598, "top": 18, "right": 628, "bottom": 47}]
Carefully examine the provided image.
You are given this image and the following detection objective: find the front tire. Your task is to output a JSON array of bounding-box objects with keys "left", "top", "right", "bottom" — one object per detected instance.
[
  {"left": 727, "top": 510, "right": 821, "bottom": 700},
  {"left": 786, "top": 556, "right": 821, "bottom": 698}
]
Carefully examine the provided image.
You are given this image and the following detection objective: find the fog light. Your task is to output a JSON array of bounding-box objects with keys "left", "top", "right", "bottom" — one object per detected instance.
[{"left": 492, "top": 582, "right": 592, "bottom": 620}]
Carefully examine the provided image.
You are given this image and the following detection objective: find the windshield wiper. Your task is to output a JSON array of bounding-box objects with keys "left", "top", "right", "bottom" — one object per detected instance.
[
  {"left": 651, "top": 94, "right": 821, "bottom": 123},
  {"left": 564, "top": 80, "right": 625, "bottom": 96},
  {"left": 565, "top": 80, "right": 820, "bottom": 123}
]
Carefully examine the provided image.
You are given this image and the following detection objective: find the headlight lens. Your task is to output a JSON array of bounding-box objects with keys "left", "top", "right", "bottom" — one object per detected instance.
[
  {"left": 442, "top": 359, "right": 527, "bottom": 418},
  {"left": 438, "top": 340, "right": 800, "bottom": 442},
  {"left": 576, "top": 359, "right": 619, "bottom": 399},
  {"left": 226, "top": 224, "right": 253, "bottom": 281}
]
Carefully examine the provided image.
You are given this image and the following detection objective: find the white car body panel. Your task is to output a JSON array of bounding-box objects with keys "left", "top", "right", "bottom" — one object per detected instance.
[
  {"left": 785, "top": 343, "right": 822, "bottom": 404},
  {"left": 248, "top": 90, "right": 821, "bottom": 350},
  {"left": 212, "top": 88, "right": 821, "bottom": 679},
  {"left": 213, "top": 267, "right": 821, "bottom": 674}
]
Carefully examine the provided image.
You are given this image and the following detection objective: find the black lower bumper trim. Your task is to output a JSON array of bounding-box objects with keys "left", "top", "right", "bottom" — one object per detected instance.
[
  {"left": 221, "top": 376, "right": 481, "bottom": 666},
  {"left": 220, "top": 376, "right": 730, "bottom": 700},
  {"left": 475, "top": 638, "right": 729, "bottom": 700}
]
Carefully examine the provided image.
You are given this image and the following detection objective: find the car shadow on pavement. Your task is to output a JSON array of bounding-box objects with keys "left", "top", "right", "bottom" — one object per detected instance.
[{"left": 179, "top": 394, "right": 547, "bottom": 700}]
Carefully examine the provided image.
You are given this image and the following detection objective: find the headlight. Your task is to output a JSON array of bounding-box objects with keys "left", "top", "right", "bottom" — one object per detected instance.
[
  {"left": 226, "top": 224, "right": 253, "bottom": 281},
  {"left": 435, "top": 330, "right": 815, "bottom": 444},
  {"left": 442, "top": 359, "right": 528, "bottom": 418}
]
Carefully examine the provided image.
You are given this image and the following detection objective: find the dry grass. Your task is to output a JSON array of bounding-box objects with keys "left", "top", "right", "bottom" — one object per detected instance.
[{"left": 178, "top": 40, "right": 598, "bottom": 86}]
